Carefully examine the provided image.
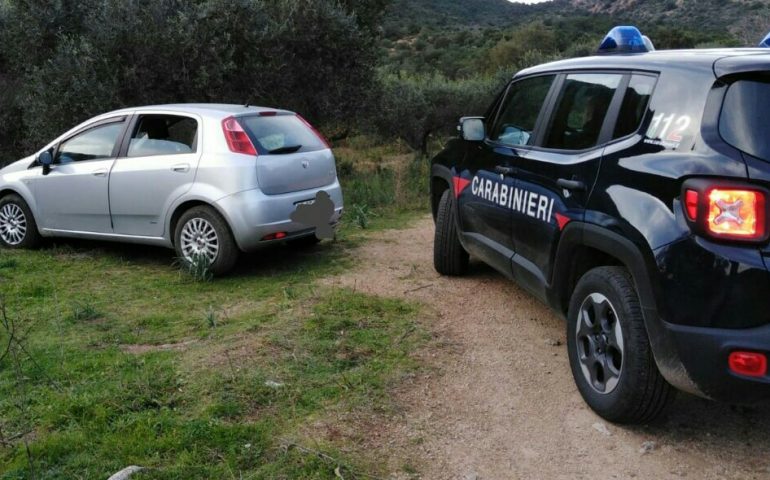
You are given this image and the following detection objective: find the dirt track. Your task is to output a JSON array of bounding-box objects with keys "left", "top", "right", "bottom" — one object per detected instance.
[{"left": 324, "top": 215, "right": 770, "bottom": 480}]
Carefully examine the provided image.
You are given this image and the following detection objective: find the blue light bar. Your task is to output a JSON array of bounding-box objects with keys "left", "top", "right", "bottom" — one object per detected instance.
[
  {"left": 760, "top": 32, "right": 770, "bottom": 48},
  {"left": 598, "top": 26, "right": 649, "bottom": 54}
]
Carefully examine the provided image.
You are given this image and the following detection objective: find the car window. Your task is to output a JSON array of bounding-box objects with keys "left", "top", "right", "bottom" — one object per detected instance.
[
  {"left": 490, "top": 75, "right": 555, "bottom": 147},
  {"left": 128, "top": 114, "right": 198, "bottom": 157},
  {"left": 613, "top": 75, "right": 656, "bottom": 139},
  {"left": 719, "top": 78, "right": 770, "bottom": 163},
  {"left": 55, "top": 122, "right": 125, "bottom": 164},
  {"left": 238, "top": 114, "right": 326, "bottom": 154},
  {"left": 543, "top": 73, "right": 622, "bottom": 150}
]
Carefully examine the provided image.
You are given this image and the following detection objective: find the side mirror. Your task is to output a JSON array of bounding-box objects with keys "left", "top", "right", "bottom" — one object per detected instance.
[
  {"left": 459, "top": 117, "right": 485, "bottom": 142},
  {"left": 38, "top": 150, "right": 52, "bottom": 175}
]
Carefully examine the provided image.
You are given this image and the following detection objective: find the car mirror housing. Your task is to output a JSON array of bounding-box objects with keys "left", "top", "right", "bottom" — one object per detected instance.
[
  {"left": 38, "top": 150, "right": 53, "bottom": 175},
  {"left": 460, "top": 117, "right": 485, "bottom": 142}
]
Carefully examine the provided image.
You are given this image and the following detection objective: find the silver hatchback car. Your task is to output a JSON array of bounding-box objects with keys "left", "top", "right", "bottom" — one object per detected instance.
[{"left": 0, "top": 104, "right": 344, "bottom": 274}]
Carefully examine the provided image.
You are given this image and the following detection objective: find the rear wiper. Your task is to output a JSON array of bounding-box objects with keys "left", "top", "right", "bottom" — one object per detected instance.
[{"left": 268, "top": 145, "right": 302, "bottom": 154}]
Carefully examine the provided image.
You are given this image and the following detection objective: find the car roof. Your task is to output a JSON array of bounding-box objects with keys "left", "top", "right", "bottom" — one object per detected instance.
[
  {"left": 517, "top": 48, "right": 770, "bottom": 79},
  {"left": 104, "top": 103, "right": 294, "bottom": 119}
]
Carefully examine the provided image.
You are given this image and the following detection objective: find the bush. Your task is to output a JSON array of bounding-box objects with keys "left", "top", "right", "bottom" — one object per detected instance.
[
  {"left": 0, "top": 0, "right": 384, "bottom": 162},
  {"left": 374, "top": 73, "right": 499, "bottom": 154}
]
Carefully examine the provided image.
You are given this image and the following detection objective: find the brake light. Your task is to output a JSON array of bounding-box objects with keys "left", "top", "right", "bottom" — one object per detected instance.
[
  {"left": 297, "top": 115, "right": 331, "bottom": 149},
  {"left": 728, "top": 351, "right": 767, "bottom": 377},
  {"left": 222, "top": 116, "right": 257, "bottom": 156},
  {"left": 685, "top": 189, "right": 699, "bottom": 221},
  {"left": 706, "top": 188, "right": 765, "bottom": 239},
  {"left": 683, "top": 181, "right": 767, "bottom": 242}
]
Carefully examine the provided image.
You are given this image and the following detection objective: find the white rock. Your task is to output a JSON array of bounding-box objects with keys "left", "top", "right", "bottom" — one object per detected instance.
[
  {"left": 592, "top": 422, "right": 611, "bottom": 436},
  {"left": 107, "top": 466, "right": 144, "bottom": 480}
]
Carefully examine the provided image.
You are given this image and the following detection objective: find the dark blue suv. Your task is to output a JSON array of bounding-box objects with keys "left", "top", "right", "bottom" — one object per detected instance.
[{"left": 430, "top": 27, "right": 770, "bottom": 423}]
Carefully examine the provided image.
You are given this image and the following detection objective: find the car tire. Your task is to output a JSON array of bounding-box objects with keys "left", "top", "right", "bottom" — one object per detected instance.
[
  {"left": 0, "top": 193, "right": 41, "bottom": 249},
  {"left": 174, "top": 206, "right": 239, "bottom": 276},
  {"left": 434, "top": 188, "right": 468, "bottom": 276},
  {"left": 567, "top": 266, "right": 674, "bottom": 424}
]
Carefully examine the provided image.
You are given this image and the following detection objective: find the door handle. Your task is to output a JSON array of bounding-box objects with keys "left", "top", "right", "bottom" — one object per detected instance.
[
  {"left": 557, "top": 178, "right": 586, "bottom": 191},
  {"left": 171, "top": 164, "right": 190, "bottom": 173},
  {"left": 494, "top": 165, "right": 516, "bottom": 176},
  {"left": 92, "top": 169, "right": 108, "bottom": 177}
]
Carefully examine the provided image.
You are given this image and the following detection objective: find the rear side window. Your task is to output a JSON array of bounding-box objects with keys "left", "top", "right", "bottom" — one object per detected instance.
[
  {"left": 239, "top": 115, "right": 326, "bottom": 154},
  {"left": 490, "top": 75, "right": 555, "bottom": 147},
  {"left": 128, "top": 114, "right": 198, "bottom": 157},
  {"left": 543, "top": 73, "right": 622, "bottom": 150},
  {"left": 613, "top": 75, "right": 656, "bottom": 139},
  {"left": 720, "top": 79, "right": 770, "bottom": 162}
]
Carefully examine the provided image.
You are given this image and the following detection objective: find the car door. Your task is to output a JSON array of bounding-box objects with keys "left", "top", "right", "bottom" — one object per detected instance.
[
  {"left": 33, "top": 117, "right": 128, "bottom": 233},
  {"left": 507, "top": 72, "right": 655, "bottom": 298},
  {"left": 456, "top": 74, "right": 557, "bottom": 276},
  {"left": 108, "top": 113, "right": 202, "bottom": 237}
]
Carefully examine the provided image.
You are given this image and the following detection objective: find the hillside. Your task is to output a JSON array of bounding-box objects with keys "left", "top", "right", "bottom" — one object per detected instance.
[{"left": 384, "top": 0, "right": 770, "bottom": 44}]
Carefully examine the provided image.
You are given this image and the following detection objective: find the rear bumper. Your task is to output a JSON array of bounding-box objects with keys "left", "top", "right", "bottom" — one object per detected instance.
[
  {"left": 654, "top": 317, "right": 770, "bottom": 404},
  {"left": 214, "top": 180, "right": 343, "bottom": 252}
]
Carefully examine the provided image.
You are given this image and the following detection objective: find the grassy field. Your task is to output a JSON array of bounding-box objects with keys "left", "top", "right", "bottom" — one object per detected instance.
[{"left": 0, "top": 141, "right": 432, "bottom": 479}]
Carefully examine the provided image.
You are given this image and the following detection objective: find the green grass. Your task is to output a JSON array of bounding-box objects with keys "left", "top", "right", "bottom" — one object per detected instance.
[
  {"left": 0, "top": 139, "right": 432, "bottom": 479},
  {"left": 0, "top": 240, "right": 425, "bottom": 478}
]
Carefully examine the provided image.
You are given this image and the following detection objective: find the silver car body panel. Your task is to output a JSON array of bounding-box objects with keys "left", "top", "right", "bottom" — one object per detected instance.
[{"left": 0, "top": 104, "right": 343, "bottom": 251}]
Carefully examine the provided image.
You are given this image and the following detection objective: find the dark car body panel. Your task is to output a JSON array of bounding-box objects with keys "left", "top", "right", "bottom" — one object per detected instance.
[{"left": 432, "top": 49, "right": 770, "bottom": 402}]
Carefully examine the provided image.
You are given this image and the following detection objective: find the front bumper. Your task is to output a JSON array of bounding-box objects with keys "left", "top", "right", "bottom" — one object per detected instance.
[{"left": 214, "top": 180, "right": 343, "bottom": 252}]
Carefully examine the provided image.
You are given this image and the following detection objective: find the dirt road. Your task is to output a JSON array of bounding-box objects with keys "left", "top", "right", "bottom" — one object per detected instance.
[{"left": 325, "top": 215, "right": 770, "bottom": 480}]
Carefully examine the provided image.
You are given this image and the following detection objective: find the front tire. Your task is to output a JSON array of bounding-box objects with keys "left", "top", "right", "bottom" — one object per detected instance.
[
  {"left": 174, "top": 206, "right": 239, "bottom": 276},
  {"left": 567, "top": 266, "right": 674, "bottom": 424},
  {"left": 433, "top": 189, "right": 468, "bottom": 276},
  {"left": 0, "top": 194, "right": 41, "bottom": 249}
]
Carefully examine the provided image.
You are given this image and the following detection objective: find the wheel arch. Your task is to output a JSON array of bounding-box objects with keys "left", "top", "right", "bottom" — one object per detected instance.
[
  {"left": 168, "top": 199, "right": 233, "bottom": 247},
  {"left": 430, "top": 164, "right": 454, "bottom": 220},
  {"left": 0, "top": 187, "right": 41, "bottom": 226},
  {"left": 550, "top": 222, "right": 698, "bottom": 394}
]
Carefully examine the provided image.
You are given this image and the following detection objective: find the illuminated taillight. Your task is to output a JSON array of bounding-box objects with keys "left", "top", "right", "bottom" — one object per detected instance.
[
  {"left": 706, "top": 188, "right": 765, "bottom": 240},
  {"left": 683, "top": 180, "right": 768, "bottom": 243},
  {"left": 222, "top": 116, "right": 257, "bottom": 156},
  {"left": 297, "top": 115, "right": 331, "bottom": 149},
  {"left": 685, "top": 189, "right": 699, "bottom": 221},
  {"left": 728, "top": 351, "right": 767, "bottom": 377}
]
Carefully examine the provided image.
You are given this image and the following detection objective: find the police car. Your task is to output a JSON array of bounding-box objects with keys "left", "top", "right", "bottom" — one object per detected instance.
[{"left": 431, "top": 26, "right": 770, "bottom": 423}]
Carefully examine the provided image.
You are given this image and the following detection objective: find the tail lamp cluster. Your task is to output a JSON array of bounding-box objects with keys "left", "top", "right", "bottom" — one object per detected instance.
[
  {"left": 682, "top": 180, "right": 768, "bottom": 242},
  {"left": 221, "top": 113, "right": 330, "bottom": 156}
]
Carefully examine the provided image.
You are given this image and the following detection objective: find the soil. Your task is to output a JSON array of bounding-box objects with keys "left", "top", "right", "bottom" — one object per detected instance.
[{"left": 324, "top": 215, "right": 770, "bottom": 480}]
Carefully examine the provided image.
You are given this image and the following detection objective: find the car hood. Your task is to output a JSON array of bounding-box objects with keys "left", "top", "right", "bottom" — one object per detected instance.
[{"left": 0, "top": 156, "right": 35, "bottom": 175}]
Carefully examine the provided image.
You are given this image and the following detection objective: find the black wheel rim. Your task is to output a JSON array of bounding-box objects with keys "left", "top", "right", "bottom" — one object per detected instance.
[{"left": 575, "top": 292, "right": 624, "bottom": 394}]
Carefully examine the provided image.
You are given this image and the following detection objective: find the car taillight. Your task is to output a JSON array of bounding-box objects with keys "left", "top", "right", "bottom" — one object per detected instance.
[
  {"left": 222, "top": 116, "right": 257, "bottom": 156},
  {"left": 706, "top": 188, "right": 764, "bottom": 239},
  {"left": 682, "top": 181, "right": 768, "bottom": 242},
  {"left": 728, "top": 351, "right": 767, "bottom": 377},
  {"left": 297, "top": 115, "right": 331, "bottom": 149}
]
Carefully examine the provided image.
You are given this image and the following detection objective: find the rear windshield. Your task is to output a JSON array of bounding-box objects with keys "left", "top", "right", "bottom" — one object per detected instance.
[
  {"left": 720, "top": 79, "right": 770, "bottom": 162},
  {"left": 238, "top": 114, "right": 326, "bottom": 154}
]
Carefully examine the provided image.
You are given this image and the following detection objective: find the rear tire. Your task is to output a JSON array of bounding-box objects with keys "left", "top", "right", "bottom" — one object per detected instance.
[
  {"left": 174, "top": 206, "right": 239, "bottom": 276},
  {"left": 567, "top": 266, "right": 674, "bottom": 424},
  {"left": 433, "top": 189, "right": 468, "bottom": 276},
  {"left": 0, "top": 194, "right": 41, "bottom": 249}
]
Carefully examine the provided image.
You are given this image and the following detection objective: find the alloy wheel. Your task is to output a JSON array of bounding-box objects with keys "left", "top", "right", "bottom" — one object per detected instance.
[
  {"left": 575, "top": 292, "right": 624, "bottom": 394},
  {"left": 179, "top": 217, "right": 219, "bottom": 263},
  {"left": 0, "top": 203, "right": 27, "bottom": 246}
]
